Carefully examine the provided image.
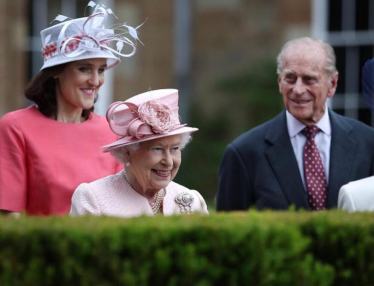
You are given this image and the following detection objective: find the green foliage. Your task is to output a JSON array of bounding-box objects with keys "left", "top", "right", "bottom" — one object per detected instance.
[
  {"left": 177, "top": 60, "right": 283, "bottom": 202},
  {"left": 299, "top": 213, "right": 374, "bottom": 286},
  {"left": 213, "top": 60, "right": 282, "bottom": 135},
  {"left": 1, "top": 211, "right": 373, "bottom": 286}
]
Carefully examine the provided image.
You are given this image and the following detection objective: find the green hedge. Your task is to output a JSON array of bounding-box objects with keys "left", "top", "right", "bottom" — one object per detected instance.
[{"left": 0, "top": 211, "right": 373, "bottom": 286}]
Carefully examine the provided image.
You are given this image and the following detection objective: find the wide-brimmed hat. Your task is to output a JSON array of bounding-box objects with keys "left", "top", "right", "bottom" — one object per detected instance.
[
  {"left": 102, "top": 89, "right": 198, "bottom": 152},
  {"left": 40, "top": 2, "right": 143, "bottom": 70}
]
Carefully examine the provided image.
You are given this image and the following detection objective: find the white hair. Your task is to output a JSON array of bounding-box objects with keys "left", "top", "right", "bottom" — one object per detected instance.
[
  {"left": 109, "top": 132, "right": 192, "bottom": 164},
  {"left": 276, "top": 37, "right": 337, "bottom": 77}
]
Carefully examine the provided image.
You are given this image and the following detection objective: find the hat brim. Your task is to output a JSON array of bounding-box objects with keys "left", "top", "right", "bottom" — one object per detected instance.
[
  {"left": 40, "top": 50, "right": 121, "bottom": 70},
  {"left": 102, "top": 126, "right": 198, "bottom": 152}
]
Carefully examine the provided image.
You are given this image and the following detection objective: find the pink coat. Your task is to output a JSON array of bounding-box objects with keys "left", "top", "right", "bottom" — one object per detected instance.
[{"left": 70, "top": 171, "right": 209, "bottom": 217}]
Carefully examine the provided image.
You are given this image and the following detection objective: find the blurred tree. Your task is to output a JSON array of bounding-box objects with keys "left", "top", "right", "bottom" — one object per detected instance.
[{"left": 175, "top": 60, "right": 283, "bottom": 208}]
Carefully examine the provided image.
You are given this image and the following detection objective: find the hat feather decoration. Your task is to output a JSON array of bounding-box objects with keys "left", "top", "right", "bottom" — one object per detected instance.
[
  {"left": 362, "top": 58, "right": 374, "bottom": 112},
  {"left": 47, "top": 1, "right": 144, "bottom": 58}
]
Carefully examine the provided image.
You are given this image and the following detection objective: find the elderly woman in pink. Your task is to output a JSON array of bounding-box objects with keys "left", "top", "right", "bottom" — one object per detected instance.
[{"left": 70, "top": 89, "right": 208, "bottom": 217}]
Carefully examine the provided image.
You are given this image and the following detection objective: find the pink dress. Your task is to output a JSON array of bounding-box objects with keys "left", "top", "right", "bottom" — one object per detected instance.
[{"left": 0, "top": 106, "right": 122, "bottom": 216}]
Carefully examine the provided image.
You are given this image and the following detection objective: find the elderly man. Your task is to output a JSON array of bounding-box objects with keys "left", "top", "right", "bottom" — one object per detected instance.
[{"left": 217, "top": 37, "right": 374, "bottom": 211}]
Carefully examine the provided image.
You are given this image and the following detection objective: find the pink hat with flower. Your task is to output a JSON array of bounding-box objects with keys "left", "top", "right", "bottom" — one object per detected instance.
[{"left": 102, "top": 89, "right": 198, "bottom": 152}]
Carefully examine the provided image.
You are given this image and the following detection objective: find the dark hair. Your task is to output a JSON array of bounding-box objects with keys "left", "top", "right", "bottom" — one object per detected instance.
[{"left": 24, "top": 64, "right": 95, "bottom": 120}]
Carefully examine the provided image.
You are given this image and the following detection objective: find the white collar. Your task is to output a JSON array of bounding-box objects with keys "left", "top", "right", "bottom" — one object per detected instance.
[{"left": 286, "top": 105, "right": 331, "bottom": 138}]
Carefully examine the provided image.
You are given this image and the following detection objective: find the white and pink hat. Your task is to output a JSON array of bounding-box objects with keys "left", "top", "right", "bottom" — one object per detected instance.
[
  {"left": 40, "top": 1, "right": 143, "bottom": 70},
  {"left": 102, "top": 89, "right": 198, "bottom": 152}
]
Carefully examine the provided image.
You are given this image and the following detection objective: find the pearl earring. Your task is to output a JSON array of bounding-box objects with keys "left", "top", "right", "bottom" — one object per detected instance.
[{"left": 125, "top": 162, "right": 130, "bottom": 167}]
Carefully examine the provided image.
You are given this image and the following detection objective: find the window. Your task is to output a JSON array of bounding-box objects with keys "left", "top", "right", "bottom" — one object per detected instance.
[{"left": 312, "top": 0, "right": 374, "bottom": 126}]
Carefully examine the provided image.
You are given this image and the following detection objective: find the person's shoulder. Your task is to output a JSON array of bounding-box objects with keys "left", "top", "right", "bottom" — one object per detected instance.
[
  {"left": 330, "top": 110, "right": 374, "bottom": 133},
  {"left": 73, "top": 172, "right": 123, "bottom": 203},
  {"left": 87, "top": 113, "right": 108, "bottom": 124},
  {"left": 330, "top": 111, "right": 374, "bottom": 148},
  {"left": 86, "top": 113, "right": 114, "bottom": 131},
  {"left": 1, "top": 106, "right": 38, "bottom": 123},
  {"left": 168, "top": 181, "right": 204, "bottom": 197},
  {"left": 168, "top": 181, "right": 206, "bottom": 203},
  {"left": 0, "top": 106, "right": 41, "bottom": 132},
  {"left": 86, "top": 172, "right": 123, "bottom": 191},
  {"left": 343, "top": 176, "right": 374, "bottom": 191},
  {"left": 339, "top": 176, "right": 374, "bottom": 212},
  {"left": 168, "top": 181, "right": 205, "bottom": 197},
  {"left": 84, "top": 113, "right": 118, "bottom": 137},
  {"left": 168, "top": 181, "right": 191, "bottom": 193},
  {"left": 166, "top": 182, "right": 208, "bottom": 214},
  {"left": 339, "top": 176, "right": 374, "bottom": 202}
]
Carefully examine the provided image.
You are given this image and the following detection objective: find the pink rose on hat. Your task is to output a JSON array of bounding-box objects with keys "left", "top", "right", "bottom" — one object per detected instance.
[
  {"left": 138, "top": 100, "right": 178, "bottom": 134},
  {"left": 102, "top": 89, "right": 198, "bottom": 152}
]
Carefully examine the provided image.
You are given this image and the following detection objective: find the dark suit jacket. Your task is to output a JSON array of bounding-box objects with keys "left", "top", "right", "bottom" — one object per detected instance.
[{"left": 217, "top": 109, "right": 374, "bottom": 211}]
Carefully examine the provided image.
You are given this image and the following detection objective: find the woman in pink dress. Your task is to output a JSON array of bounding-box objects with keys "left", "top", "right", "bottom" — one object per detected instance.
[
  {"left": 70, "top": 89, "right": 209, "bottom": 217},
  {"left": 0, "top": 3, "right": 142, "bottom": 216}
]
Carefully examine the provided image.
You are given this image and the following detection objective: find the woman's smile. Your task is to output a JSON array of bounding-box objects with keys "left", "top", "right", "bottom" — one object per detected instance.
[
  {"left": 56, "top": 58, "right": 106, "bottom": 114},
  {"left": 80, "top": 88, "right": 96, "bottom": 97},
  {"left": 152, "top": 169, "right": 172, "bottom": 178},
  {"left": 126, "top": 135, "right": 182, "bottom": 196}
]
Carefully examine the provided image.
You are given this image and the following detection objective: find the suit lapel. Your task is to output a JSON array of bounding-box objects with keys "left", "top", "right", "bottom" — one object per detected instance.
[
  {"left": 265, "top": 112, "right": 309, "bottom": 209},
  {"left": 327, "top": 110, "right": 356, "bottom": 208}
]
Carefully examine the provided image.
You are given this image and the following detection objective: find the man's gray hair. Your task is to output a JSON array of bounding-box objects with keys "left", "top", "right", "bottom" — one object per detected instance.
[
  {"left": 109, "top": 132, "right": 192, "bottom": 164},
  {"left": 276, "top": 37, "right": 337, "bottom": 77}
]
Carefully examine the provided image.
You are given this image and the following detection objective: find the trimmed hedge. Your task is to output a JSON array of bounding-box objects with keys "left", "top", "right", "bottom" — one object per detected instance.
[{"left": 0, "top": 211, "right": 373, "bottom": 286}]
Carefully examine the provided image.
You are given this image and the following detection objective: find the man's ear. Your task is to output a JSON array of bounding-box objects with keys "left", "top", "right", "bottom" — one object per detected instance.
[
  {"left": 278, "top": 75, "right": 283, "bottom": 94},
  {"left": 327, "top": 72, "right": 339, "bottom": 98}
]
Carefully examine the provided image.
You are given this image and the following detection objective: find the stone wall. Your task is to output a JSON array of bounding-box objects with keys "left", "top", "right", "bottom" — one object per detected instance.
[
  {"left": 0, "top": 0, "right": 28, "bottom": 117},
  {"left": 0, "top": 0, "right": 311, "bottom": 117}
]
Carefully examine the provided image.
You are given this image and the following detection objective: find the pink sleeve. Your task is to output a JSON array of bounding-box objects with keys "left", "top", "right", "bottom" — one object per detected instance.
[
  {"left": 70, "top": 183, "right": 101, "bottom": 216},
  {"left": 0, "top": 113, "right": 27, "bottom": 212},
  {"left": 193, "top": 190, "right": 209, "bottom": 215}
]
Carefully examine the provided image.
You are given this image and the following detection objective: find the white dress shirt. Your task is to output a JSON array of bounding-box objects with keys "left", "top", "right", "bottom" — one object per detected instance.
[{"left": 286, "top": 107, "right": 331, "bottom": 191}]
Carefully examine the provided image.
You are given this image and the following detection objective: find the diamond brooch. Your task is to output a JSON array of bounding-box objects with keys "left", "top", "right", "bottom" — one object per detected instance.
[{"left": 175, "top": 192, "right": 194, "bottom": 214}]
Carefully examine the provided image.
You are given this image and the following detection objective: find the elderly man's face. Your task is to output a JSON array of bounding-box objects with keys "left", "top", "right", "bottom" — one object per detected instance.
[
  {"left": 278, "top": 44, "right": 338, "bottom": 125},
  {"left": 127, "top": 135, "right": 182, "bottom": 195}
]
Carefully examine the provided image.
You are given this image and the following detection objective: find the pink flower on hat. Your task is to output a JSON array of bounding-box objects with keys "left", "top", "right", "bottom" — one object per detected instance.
[{"left": 138, "top": 100, "right": 178, "bottom": 133}]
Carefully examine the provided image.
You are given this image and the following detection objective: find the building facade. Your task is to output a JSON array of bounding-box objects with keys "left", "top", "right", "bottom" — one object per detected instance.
[{"left": 0, "top": 0, "right": 372, "bottom": 123}]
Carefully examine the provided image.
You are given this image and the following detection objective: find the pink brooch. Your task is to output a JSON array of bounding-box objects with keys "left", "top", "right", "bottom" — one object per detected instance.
[{"left": 138, "top": 100, "right": 178, "bottom": 133}]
